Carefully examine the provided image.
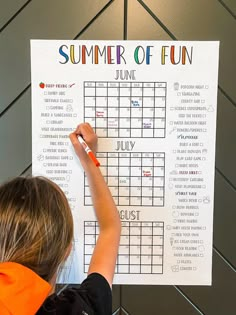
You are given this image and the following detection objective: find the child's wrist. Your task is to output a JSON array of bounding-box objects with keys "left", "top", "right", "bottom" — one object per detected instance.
[{"left": 80, "top": 158, "right": 98, "bottom": 174}]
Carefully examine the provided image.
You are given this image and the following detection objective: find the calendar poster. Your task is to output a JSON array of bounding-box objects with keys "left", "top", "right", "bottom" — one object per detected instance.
[{"left": 31, "top": 40, "right": 219, "bottom": 285}]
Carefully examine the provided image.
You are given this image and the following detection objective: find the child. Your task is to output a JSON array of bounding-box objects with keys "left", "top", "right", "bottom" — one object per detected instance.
[{"left": 0, "top": 123, "right": 121, "bottom": 315}]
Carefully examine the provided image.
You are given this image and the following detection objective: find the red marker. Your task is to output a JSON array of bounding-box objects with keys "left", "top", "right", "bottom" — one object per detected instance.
[{"left": 78, "top": 136, "right": 100, "bottom": 167}]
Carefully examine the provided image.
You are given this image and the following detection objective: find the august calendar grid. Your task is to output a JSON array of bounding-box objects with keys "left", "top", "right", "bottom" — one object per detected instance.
[{"left": 84, "top": 221, "right": 164, "bottom": 274}]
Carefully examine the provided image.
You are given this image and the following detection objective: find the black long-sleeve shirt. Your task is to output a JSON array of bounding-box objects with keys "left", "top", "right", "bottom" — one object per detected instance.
[{"left": 37, "top": 273, "right": 112, "bottom": 315}]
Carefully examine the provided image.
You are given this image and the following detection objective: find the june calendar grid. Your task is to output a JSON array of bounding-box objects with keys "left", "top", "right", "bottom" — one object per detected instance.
[
  {"left": 84, "top": 81, "right": 167, "bottom": 138},
  {"left": 84, "top": 152, "right": 165, "bottom": 207},
  {"left": 84, "top": 221, "right": 164, "bottom": 274}
]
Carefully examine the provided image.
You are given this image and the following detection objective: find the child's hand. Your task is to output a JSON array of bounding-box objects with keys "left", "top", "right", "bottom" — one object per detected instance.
[{"left": 69, "top": 123, "right": 98, "bottom": 167}]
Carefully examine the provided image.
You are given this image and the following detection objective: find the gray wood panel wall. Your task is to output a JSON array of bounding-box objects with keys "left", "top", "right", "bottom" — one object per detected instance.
[{"left": 0, "top": 0, "right": 235, "bottom": 314}]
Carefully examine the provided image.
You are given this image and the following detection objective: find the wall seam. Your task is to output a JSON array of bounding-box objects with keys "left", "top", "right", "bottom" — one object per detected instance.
[
  {"left": 136, "top": 0, "right": 177, "bottom": 40},
  {"left": 218, "top": 86, "right": 236, "bottom": 108},
  {"left": 124, "top": 0, "right": 128, "bottom": 40},
  {"left": 20, "top": 163, "right": 32, "bottom": 176},
  {"left": 174, "top": 286, "right": 206, "bottom": 315},
  {"left": 213, "top": 246, "right": 236, "bottom": 272},
  {"left": 215, "top": 167, "right": 236, "bottom": 191},
  {"left": 217, "top": 0, "right": 236, "bottom": 19},
  {"left": 0, "top": 0, "right": 33, "bottom": 33},
  {"left": 0, "top": 84, "right": 31, "bottom": 118},
  {"left": 74, "top": 0, "right": 115, "bottom": 40}
]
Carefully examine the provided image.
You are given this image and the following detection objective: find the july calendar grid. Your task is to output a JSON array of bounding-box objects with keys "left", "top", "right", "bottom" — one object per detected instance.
[
  {"left": 84, "top": 152, "right": 165, "bottom": 207},
  {"left": 84, "top": 221, "right": 164, "bottom": 274},
  {"left": 84, "top": 81, "right": 167, "bottom": 138}
]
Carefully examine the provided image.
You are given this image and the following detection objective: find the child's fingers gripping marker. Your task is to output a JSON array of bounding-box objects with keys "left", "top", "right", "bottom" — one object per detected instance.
[{"left": 69, "top": 132, "right": 81, "bottom": 155}]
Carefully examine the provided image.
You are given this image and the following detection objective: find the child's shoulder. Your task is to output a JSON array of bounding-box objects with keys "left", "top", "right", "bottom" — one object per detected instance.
[{"left": 37, "top": 273, "right": 112, "bottom": 315}]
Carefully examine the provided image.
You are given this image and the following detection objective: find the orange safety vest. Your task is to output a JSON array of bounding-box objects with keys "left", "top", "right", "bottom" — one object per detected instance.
[{"left": 0, "top": 262, "right": 51, "bottom": 315}]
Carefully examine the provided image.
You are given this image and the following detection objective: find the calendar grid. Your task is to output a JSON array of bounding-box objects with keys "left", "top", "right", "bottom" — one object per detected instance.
[
  {"left": 84, "top": 81, "right": 167, "bottom": 138},
  {"left": 129, "top": 153, "right": 131, "bottom": 206},
  {"left": 84, "top": 152, "right": 165, "bottom": 207},
  {"left": 84, "top": 221, "right": 164, "bottom": 274},
  {"left": 141, "top": 84, "right": 144, "bottom": 137}
]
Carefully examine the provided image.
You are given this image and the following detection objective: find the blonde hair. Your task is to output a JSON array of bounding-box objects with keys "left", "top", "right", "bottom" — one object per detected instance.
[{"left": 0, "top": 176, "right": 73, "bottom": 282}]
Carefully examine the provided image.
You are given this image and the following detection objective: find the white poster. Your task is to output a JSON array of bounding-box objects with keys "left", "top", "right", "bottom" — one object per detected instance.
[{"left": 31, "top": 40, "right": 219, "bottom": 285}]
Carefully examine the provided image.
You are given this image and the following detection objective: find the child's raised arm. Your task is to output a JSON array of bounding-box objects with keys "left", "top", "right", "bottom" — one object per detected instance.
[{"left": 69, "top": 123, "right": 121, "bottom": 287}]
